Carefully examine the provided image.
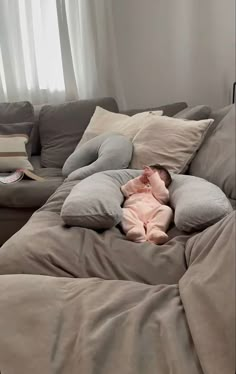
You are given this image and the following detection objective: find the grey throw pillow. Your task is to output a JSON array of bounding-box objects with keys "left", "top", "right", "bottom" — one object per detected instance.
[
  {"left": 63, "top": 133, "right": 133, "bottom": 181},
  {"left": 174, "top": 105, "right": 211, "bottom": 120},
  {"left": 61, "top": 169, "right": 232, "bottom": 232},
  {"left": 169, "top": 174, "right": 233, "bottom": 232},
  {"left": 189, "top": 105, "right": 235, "bottom": 200}
]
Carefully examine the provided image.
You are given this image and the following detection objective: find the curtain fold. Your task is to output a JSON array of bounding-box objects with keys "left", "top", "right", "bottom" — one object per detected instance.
[{"left": 0, "top": 0, "right": 125, "bottom": 105}]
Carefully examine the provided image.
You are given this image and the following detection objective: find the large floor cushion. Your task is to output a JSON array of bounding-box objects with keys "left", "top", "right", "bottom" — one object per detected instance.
[{"left": 0, "top": 168, "right": 64, "bottom": 209}]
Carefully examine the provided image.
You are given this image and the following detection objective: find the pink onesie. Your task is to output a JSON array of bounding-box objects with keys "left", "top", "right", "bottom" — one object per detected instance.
[{"left": 121, "top": 173, "right": 173, "bottom": 244}]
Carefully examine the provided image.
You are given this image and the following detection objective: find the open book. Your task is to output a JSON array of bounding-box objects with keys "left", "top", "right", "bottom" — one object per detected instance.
[{"left": 0, "top": 169, "right": 45, "bottom": 184}]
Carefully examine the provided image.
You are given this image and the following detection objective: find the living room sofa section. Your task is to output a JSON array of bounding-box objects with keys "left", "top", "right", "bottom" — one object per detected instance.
[{"left": 0, "top": 98, "right": 187, "bottom": 245}]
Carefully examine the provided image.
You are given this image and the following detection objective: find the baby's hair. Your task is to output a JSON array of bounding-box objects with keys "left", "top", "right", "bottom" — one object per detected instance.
[{"left": 149, "top": 164, "right": 172, "bottom": 187}]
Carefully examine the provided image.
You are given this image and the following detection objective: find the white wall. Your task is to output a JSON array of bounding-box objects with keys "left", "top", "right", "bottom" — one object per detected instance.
[{"left": 112, "top": 0, "right": 235, "bottom": 110}]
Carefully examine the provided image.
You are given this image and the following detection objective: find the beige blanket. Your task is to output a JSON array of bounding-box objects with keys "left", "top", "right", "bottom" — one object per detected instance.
[{"left": 0, "top": 180, "right": 234, "bottom": 374}]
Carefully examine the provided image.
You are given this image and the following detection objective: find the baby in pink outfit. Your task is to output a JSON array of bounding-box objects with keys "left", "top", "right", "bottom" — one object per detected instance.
[{"left": 121, "top": 165, "right": 173, "bottom": 244}]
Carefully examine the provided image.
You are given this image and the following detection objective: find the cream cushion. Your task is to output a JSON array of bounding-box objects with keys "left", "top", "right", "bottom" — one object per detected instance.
[
  {"left": 131, "top": 116, "right": 214, "bottom": 173},
  {"left": 0, "top": 135, "right": 33, "bottom": 172},
  {"left": 78, "top": 106, "right": 163, "bottom": 146}
]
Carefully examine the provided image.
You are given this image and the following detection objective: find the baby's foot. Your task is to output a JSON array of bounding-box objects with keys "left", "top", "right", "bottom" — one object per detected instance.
[
  {"left": 148, "top": 230, "right": 169, "bottom": 245},
  {"left": 127, "top": 228, "right": 146, "bottom": 243}
]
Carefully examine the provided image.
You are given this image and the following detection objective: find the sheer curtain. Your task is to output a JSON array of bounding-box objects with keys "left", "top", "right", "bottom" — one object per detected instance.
[{"left": 0, "top": 0, "right": 124, "bottom": 105}]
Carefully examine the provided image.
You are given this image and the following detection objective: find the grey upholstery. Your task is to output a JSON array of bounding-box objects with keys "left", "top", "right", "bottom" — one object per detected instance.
[
  {"left": 121, "top": 102, "right": 187, "bottom": 117},
  {"left": 63, "top": 133, "right": 133, "bottom": 181},
  {"left": 0, "top": 208, "right": 35, "bottom": 247},
  {"left": 174, "top": 105, "right": 211, "bottom": 120},
  {"left": 0, "top": 168, "right": 63, "bottom": 209},
  {"left": 39, "top": 97, "right": 119, "bottom": 168},
  {"left": 2, "top": 98, "right": 188, "bottom": 245},
  {"left": 169, "top": 174, "right": 233, "bottom": 232},
  {"left": 0, "top": 101, "right": 34, "bottom": 123},
  {"left": 189, "top": 105, "right": 235, "bottom": 200}
]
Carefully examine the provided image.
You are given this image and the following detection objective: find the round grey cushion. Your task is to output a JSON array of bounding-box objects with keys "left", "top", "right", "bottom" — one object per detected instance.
[{"left": 62, "top": 133, "right": 133, "bottom": 181}]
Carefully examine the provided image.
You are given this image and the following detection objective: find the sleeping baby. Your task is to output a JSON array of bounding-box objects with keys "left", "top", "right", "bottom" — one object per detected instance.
[{"left": 121, "top": 165, "right": 173, "bottom": 244}]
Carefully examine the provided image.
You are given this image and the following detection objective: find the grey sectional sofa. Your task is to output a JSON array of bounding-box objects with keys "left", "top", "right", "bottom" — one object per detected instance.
[
  {"left": 0, "top": 99, "right": 235, "bottom": 373},
  {"left": 0, "top": 98, "right": 187, "bottom": 245}
]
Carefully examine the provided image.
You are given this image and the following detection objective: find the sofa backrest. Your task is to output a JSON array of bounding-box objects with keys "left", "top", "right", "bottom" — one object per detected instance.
[
  {"left": 189, "top": 104, "right": 235, "bottom": 203},
  {"left": 0, "top": 98, "right": 187, "bottom": 162},
  {"left": 0, "top": 101, "right": 34, "bottom": 123},
  {"left": 121, "top": 102, "right": 187, "bottom": 117}
]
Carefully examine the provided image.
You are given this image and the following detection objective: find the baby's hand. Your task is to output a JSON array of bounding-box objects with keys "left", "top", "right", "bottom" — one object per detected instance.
[
  {"left": 139, "top": 174, "right": 148, "bottom": 184},
  {"left": 143, "top": 166, "right": 155, "bottom": 178}
]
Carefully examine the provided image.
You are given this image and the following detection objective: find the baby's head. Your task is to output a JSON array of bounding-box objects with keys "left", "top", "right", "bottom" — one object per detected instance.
[{"left": 149, "top": 164, "right": 172, "bottom": 187}]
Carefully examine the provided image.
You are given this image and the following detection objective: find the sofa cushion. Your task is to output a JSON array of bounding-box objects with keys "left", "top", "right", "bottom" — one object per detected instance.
[
  {"left": 63, "top": 133, "right": 133, "bottom": 180},
  {"left": 130, "top": 116, "right": 214, "bottom": 173},
  {"left": 78, "top": 107, "right": 163, "bottom": 146},
  {"left": 0, "top": 207, "right": 35, "bottom": 246},
  {"left": 174, "top": 105, "right": 211, "bottom": 120},
  {"left": 39, "top": 97, "right": 119, "bottom": 168},
  {"left": 0, "top": 101, "right": 34, "bottom": 123},
  {"left": 0, "top": 168, "right": 64, "bottom": 208},
  {"left": 30, "top": 155, "right": 41, "bottom": 169},
  {"left": 189, "top": 105, "right": 235, "bottom": 199}
]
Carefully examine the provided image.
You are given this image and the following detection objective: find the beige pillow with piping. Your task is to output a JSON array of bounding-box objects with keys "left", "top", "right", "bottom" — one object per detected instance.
[
  {"left": 78, "top": 106, "right": 163, "bottom": 146},
  {"left": 131, "top": 116, "right": 214, "bottom": 173},
  {"left": 0, "top": 135, "right": 33, "bottom": 172}
]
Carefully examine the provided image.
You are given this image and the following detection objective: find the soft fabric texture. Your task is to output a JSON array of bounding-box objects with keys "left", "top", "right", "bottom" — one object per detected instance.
[
  {"left": 78, "top": 106, "right": 163, "bottom": 146},
  {"left": 174, "top": 105, "right": 211, "bottom": 120},
  {"left": 169, "top": 174, "right": 233, "bottom": 232},
  {"left": 0, "top": 186, "right": 234, "bottom": 374},
  {"left": 0, "top": 207, "right": 35, "bottom": 247},
  {"left": 63, "top": 133, "right": 133, "bottom": 180},
  {"left": 0, "top": 101, "right": 35, "bottom": 156},
  {"left": 121, "top": 173, "right": 173, "bottom": 243},
  {"left": 0, "top": 133, "right": 33, "bottom": 172},
  {"left": 39, "top": 98, "right": 119, "bottom": 168},
  {"left": 122, "top": 102, "right": 187, "bottom": 117},
  {"left": 61, "top": 169, "right": 231, "bottom": 232},
  {"left": 61, "top": 170, "right": 140, "bottom": 229},
  {"left": 0, "top": 101, "right": 34, "bottom": 124},
  {"left": 0, "top": 121, "right": 33, "bottom": 156},
  {"left": 131, "top": 116, "right": 214, "bottom": 173},
  {"left": 0, "top": 168, "right": 63, "bottom": 208},
  {"left": 189, "top": 105, "right": 235, "bottom": 199}
]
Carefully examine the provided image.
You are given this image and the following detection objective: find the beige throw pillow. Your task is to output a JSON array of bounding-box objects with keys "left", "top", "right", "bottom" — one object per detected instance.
[
  {"left": 78, "top": 106, "right": 163, "bottom": 146},
  {"left": 131, "top": 116, "right": 214, "bottom": 173},
  {"left": 0, "top": 135, "right": 33, "bottom": 172}
]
